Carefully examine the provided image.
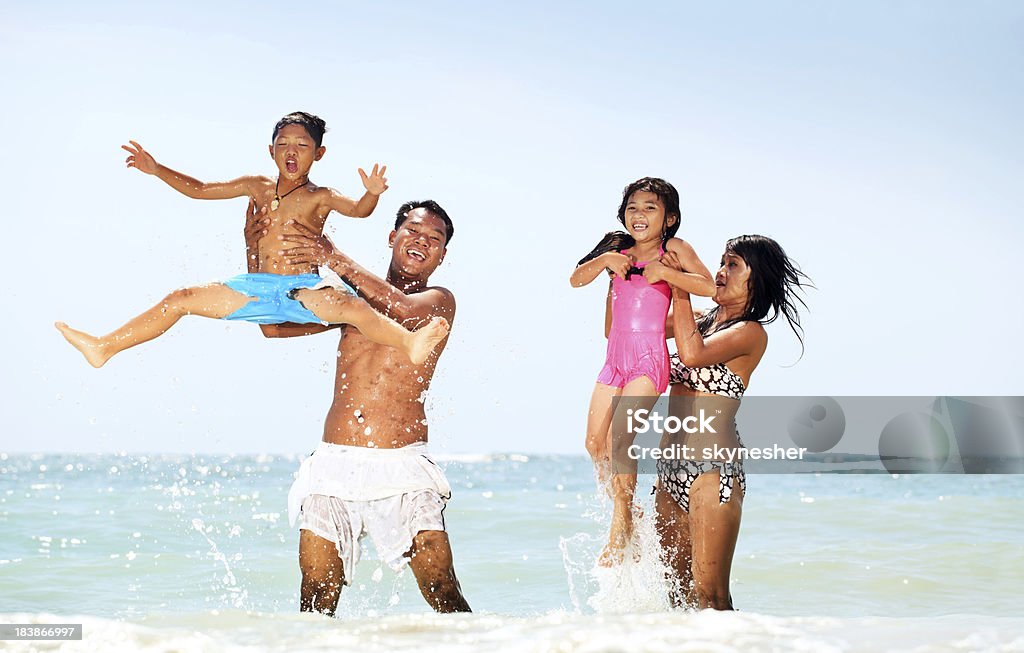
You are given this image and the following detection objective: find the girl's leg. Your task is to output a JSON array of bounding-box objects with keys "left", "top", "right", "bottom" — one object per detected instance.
[
  {"left": 292, "top": 288, "right": 448, "bottom": 366},
  {"left": 688, "top": 470, "right": 743, "bottom": 610},
  {"left": 585, "top": 382, "right": 621, "bottom": 490},
  {"left": 599, "top": 374, "right": 659, "bottom": 567},
  {"left": 654, "top": 485, "right": 695, "bottom": 608},
  {"left": 56, "top": 283, "right": 253, "bottom": 368}
]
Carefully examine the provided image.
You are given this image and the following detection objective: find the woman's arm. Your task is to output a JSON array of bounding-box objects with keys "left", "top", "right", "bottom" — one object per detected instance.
[
  {"left": 672, "top": 291, "right": 765, "bottom": 368},
  {"left": 645, "top": 239, "right": 716, "bottom": 297}
]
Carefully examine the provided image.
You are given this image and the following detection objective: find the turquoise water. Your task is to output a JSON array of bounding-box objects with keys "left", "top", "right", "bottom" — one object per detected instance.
[{"left": 2, "top": 453, "right": 1023, "bottom": 651}]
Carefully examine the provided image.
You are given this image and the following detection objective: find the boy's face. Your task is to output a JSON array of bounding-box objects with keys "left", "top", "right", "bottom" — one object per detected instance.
[{"left": 269, "top": 124, "right": 325, "bottom": 180}]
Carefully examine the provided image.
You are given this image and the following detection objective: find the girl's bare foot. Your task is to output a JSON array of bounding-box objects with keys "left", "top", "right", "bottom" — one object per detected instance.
[
  {"left": 598, "top": 502, "right": 634, "bottom": 568},
  {"left": 598, "top": 524, "right": 629, "bottom": 568},
  {"left": 407, "top": 317, "right": 450, "bottom": 365},
  {"left": 55, "top": 322, "right": 111, "bottom": 368}
]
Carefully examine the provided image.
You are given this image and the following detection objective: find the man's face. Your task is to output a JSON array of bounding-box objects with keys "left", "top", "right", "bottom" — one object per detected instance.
[{"left": 389, "top": 209, "right": 448, "bottom": 279}]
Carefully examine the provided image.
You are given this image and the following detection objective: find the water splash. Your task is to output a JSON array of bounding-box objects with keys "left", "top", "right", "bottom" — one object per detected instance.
[
  {"left": 560, "top": 485, "right": 675, "bottom": 614},
  {"left": 190, "top": 518, "right": 249, "bottom": 609}
]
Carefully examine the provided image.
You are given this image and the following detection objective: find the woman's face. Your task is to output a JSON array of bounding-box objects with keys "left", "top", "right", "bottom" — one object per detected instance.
[
  {"left": 622, "top": 190, "right": 675, "bottom": 244},
  {"left": 714, "top": 250, "right": 752, "bottom": 307}
]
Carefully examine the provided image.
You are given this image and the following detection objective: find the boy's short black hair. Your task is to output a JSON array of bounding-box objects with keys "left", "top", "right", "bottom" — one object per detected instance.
[
  {"left": 395, "top": 200, "right": 455, "bottom": 245},
  {"left": 272, "top": 111, "right": 327, "bottom": 148}
]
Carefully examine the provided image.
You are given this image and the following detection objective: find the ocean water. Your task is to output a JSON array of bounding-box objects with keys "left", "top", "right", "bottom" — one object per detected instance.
[{"left": 1, "top": 452, "right": 1022, "bottom": 652}]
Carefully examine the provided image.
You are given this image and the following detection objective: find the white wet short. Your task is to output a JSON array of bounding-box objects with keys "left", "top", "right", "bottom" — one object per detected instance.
[
  {"left": 288, "top": 441, "right": 451, "bottom": 583},
  {"left": 300, "top": 490, "right": 446, "bottom": 583}
]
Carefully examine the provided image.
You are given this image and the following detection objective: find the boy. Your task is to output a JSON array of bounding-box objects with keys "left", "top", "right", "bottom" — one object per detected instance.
[{"left": 56, "top": 111, "right": 448, "bottom": 367}]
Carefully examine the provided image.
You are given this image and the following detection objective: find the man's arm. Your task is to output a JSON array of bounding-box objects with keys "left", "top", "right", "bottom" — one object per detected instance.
[
  {"left": 242, "top": 200, "right": 336, "bottom": 338},
  {"left": 124, "top": 140, "right": 262, "bottom": 200},
  {"left": 279, "top": 221, "right": 454, "bottom": 326},
  {"left": 320, "top": 164, "right": 388, "bottom": 218}
]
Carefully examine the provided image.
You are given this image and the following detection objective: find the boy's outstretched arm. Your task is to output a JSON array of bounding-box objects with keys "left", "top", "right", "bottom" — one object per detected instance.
[
  {"left": 123, "top": 141, "right": 261, "bottom": 200},
  {"left": 322, "top": 164, "right": 388, "bottom": 218}
]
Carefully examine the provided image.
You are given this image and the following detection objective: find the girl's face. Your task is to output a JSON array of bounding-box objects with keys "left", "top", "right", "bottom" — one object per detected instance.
[
  {"left": 623, "top": 191, "right": 675, "bottom": 243},
  {"left": 714, "top": 250, "right": 752, "bottom": 307}
]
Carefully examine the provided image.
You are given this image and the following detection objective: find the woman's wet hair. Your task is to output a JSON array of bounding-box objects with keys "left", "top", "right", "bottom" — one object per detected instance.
[
  {"left": 577, "top": 177, "right": 681, "bottom": 266},
  {"left": 272, "top": 111, "right": 328, "bottom": 148},
  {"left": 698, "top": 234, "right": 812, "bottom": 353}
]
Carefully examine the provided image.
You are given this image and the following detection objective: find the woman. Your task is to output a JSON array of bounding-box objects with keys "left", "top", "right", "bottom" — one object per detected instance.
[{"left": 655, "top": 234, "right": 810, "bottom": 609}]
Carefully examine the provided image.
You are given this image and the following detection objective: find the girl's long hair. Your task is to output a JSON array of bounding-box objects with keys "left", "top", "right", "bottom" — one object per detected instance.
[
  {"left": 698, "top": 235, "right": 812, "bottom": 354},
  {"left": 577, "top": 177, "right": 681, "bottom": 266}
]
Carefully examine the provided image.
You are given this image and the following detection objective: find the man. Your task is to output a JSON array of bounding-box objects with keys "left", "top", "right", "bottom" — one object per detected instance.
[{"left": 244, "top": 198, "right": 470, "bottom": 614}]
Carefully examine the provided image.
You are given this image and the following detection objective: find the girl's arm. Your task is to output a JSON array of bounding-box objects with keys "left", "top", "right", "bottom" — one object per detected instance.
[
  {"left": 122, "top": 141, "right": 261, "bottom": 200},
  {"left": 570, "top": 252, "right": 632, "bottom": 287},
  {"left": 672, "top": 290, "right": 766, "bottom": 368},
  {"left": 644, "top": 238, "right": 716, "bottom": 297}
]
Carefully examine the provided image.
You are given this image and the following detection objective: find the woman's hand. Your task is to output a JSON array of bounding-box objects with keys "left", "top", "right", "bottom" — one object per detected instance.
[
  {"left": 644, "top": 259, "right": 671, "bottom": 283},
  {"left": 658, "top": 250, "right": 691, "bottom": 296}
]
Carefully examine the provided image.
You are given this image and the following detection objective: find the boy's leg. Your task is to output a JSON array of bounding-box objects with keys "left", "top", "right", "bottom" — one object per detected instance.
[
  {"left": 56, "top": 283, "right": 253, "bottom": 367},
  {"left": 405, "top": 530, "right": 471, "bottom": 613},
  {"left": 292, "top": 288, "right": 448, "bottom": 366},
  {"left": 298, "top": 529, "right": 345, "bottom": 616}
]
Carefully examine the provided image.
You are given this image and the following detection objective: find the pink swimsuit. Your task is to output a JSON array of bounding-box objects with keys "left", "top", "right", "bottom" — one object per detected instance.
[{"left": 596, "top": 249, "right": 671, "bottom": 393}]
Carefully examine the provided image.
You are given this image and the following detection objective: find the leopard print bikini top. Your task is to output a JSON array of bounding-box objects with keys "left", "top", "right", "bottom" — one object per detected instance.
[{"left": 669, "top": 352, "right": 746, "bottom": 400}]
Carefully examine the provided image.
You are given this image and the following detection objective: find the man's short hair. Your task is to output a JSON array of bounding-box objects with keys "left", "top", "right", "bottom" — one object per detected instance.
[{"left": 395, "top": 200, "right": 454, "bottom": 244}]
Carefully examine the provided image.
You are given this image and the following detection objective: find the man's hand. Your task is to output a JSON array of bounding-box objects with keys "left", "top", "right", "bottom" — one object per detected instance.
[
  {"left": 121, "top": 140, "right": 159, "bottom": 175},
  {"left": 244, "top": 199, "right": 270, "bottom": 264},
  {"left": 602, "top": 252, "right": 634, "bottom": 279},
  {"left": 279, "top": 220, "right": 340, "bottom": 267},
  {"left": 358, "top": 164, "right": 389, "bottom": 196}
]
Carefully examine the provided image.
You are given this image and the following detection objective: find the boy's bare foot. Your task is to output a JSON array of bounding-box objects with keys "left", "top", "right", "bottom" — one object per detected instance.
[
  {"left": 407, "top": 317, "right": 450, "bottom": 365},
  {"left": 55, "top": 322, "right": 110, "bottom": 368}
]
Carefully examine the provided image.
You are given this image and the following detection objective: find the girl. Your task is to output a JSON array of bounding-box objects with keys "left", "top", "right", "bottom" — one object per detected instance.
[
  {"left": 570, "top": 177, "right": 715, "bottom": 566},
  {"left": 655, "top": 234, "right": 811, "bottom": 608}
]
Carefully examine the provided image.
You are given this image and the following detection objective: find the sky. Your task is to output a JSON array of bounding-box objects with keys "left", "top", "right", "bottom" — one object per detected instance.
[{"left": 1, "top": 1, "right": 1022, "bottom": 454}]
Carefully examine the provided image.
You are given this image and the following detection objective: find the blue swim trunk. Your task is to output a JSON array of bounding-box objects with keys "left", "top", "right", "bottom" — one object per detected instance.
[{"left": 222, "top": 273, "right": 354, "bottom": 324}]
